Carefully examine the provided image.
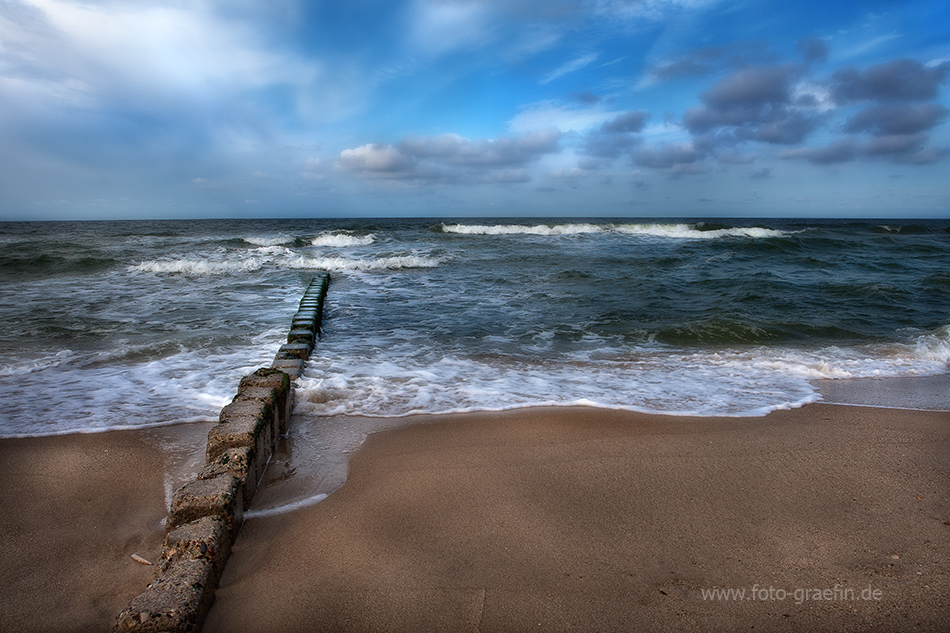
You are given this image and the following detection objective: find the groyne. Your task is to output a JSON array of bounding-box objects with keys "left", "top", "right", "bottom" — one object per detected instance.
[{"left": 114, "top": 274, "right": 330, "bottom": 633}]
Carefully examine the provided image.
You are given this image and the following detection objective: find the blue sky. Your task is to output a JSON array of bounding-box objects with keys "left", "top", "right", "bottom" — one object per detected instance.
[{"left": 1, "top": 0, "right": 948, "bottom": 220}]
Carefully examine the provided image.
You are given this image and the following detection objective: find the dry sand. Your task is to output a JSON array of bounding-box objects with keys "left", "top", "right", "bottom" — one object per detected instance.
[
  {"left": 205, "top": 404, "right": 950, "bottom": 633},
  {"left": 1, "top": 404, "right": 947, "bottom": 632},
  {"left": 0, "top": 430, "right": 168, "bottom": 632},
  {"left": 0, "top": 422, "right": 209, "bottom": 633}
]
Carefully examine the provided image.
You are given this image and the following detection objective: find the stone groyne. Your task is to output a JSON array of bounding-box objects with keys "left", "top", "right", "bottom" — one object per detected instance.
[{"left": 114, "top": 274, "right": 330, "bottom": 633}]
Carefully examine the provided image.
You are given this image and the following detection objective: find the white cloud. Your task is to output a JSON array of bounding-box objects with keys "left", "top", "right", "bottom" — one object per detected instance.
[
  {"left": 408, "top": 0, "right": 497, "bottom": 55},
  {"left": 0, "top": 0, "right": 353, "bottom": 126},
  {"left": 540, "top": 52, "right": 599, "bottom": 84},
  {"left": 19, "top": 1, "right": 311, "bottom": 97},
  {"left": 338, "top": 130, "right": 561, "bottom": 183},
  {"left": 339, "top": 144, "right": 417, "bottom": 173},
  {"left": 508, "top": 100, "right": 624, "bottom": 133}
]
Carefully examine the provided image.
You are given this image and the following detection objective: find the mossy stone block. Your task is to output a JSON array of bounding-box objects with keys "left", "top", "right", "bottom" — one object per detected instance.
[
  {"left": 271, "top": 358, "right": 305, "bottom": 380},
  {"left": 206, "top": 417, "right": 269, "bottom": 471},
  {"left": 276, "top": 341, "right": 312, "bottom": 360},
  {"left": 200, "top": 446, "right": 258, "bottom": 510},
  {"left": 233, "top": 386, "right": 280, "bottom": 448}
]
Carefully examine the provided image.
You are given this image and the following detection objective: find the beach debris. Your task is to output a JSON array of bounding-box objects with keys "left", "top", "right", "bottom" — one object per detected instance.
[{"left": 131, "top": 554, "right": 153, "bottom": 566}]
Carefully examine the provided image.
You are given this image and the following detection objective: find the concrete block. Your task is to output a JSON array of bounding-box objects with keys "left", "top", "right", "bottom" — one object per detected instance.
[
  {"left": 113, "top": 559, "right": 215, "bottom": 633},
  {"left": 271, "top": 358, "right": 305, "bottom": 380},
  {"left": 275, "top": 341, "right": 311, "bottom": 360},
  {"left": 167, "top": 475, "right": 243, "bottom": 540},
  {"left": 287, "top": 328, "right": 315, "bottom": 346},
  {"left": 208, "top": 401, "right": 272, "bottom": 467},
  {"left": 238, "top": 368, "right": 292, "bottom": 434},
  {"left": 160, "top": 517, "right": 231, "bottom": 585},
  {"left": 199, "top": 446, "right": 258, "bottom": 510},
  {"left": 220, "top": 398, "right": 270, "bottom": 425},
  {"left": 291, "top": 320, "right": 317, "bottom": 336},
  {"left": 233, "top": 386, "right": 280, "bottom": 447},
  {"left": 206, "top": 416, "right": 269, "bottom": 471},
  {"left": 292, "top": 314, "right": 316, "bottom": 327}
]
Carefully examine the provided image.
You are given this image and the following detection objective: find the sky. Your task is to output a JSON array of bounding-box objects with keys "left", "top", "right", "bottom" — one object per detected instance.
[{"left": 1, "top": 0, "right": 949, "bottom": 220}]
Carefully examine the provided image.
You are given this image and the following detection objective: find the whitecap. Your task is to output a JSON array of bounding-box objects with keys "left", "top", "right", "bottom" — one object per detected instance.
[
  {"left": 129, "top": 258, "right": 265, "bottom": 275},
  {"left": 283, "top": 255, "right": 439, "bottom": 271},
  {"left": 441, "top": 223, "right": 605, "bottom": 236},
  {"left": 243, "top": 236, "right": 294, "bottom": 246},
  {"left": 311, "top": 232, "right": 376, "bottom": 247},
  {"left": 441, "top": 222, "right": 793, "bottom": 239},
  {"left": 614, "top": 223, "right": 792, "bottom": 239}
]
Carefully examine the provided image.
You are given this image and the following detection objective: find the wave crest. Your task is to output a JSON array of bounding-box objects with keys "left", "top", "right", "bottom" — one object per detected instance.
[
  {"left": 311, "top": 232, "right": 376, "bottom": 247},
  {"left": 285, "top": 255, "right": 440, "bottom": 271},
  {"left": 441, "top": 222, "right": 792, "bottom": 239},
  {"left": 615, "top": 223, "right": 791, "bottom": 239},
  {"left": 129, "top": 258, "right": 265, "bottom": 275},
  {"left": 243, "top": 236, "right": 294, "bottom": 246},
  {"left": 441, "top": 223, "right": 605, "bottom": 236}
]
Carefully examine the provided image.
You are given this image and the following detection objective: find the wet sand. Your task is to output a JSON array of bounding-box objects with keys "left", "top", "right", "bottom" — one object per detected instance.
[
  {"left": 1, "top": 404, "right": 948, "bottom": 632},
  {"left": 204, "top": 404, "right": 950, "bottom": 632}
]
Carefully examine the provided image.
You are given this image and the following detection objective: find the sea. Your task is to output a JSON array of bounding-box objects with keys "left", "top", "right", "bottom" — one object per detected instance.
[{"left": 2, "top": 217, "right": 949, "bottom": 442}]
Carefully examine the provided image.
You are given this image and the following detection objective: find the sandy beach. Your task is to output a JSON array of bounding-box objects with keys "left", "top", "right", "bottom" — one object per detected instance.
[
  {"left": 203, "top": 404, "right": 949, "bottom": 632},
  {"left": 1, "top": 403, "right": 947, "bottom": 632},
  {"left": 0, "top": 423, "right": 210, "bottom": 633},
  {"left": 0, "top": 430, "right": 168, "bottom": 632}
]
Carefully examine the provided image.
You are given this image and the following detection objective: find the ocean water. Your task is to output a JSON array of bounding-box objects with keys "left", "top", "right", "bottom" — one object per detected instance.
[{"left": 1, "top": 217, "right": 949, "bottom": 438}]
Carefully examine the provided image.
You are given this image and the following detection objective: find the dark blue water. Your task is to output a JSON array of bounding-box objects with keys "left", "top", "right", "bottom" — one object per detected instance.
[{"left": 1, "top": 217, "right": 948, "bottom": 436}]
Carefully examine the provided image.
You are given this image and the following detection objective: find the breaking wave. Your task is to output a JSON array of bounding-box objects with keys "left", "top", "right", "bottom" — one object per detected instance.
[
  {"left": 441, "top": 222, "right": 792, "bottom": 239},
  {"left": 243, "top": 236, "right": 295, "bottom": 246},
  {"left": 441, "top": 223, "right": 605, "bottom": 236},
  {"left": 129, "top": 258, "right": 266, "bottom": 275},
  {"left": 285, "top": 255, "right": 439, "bottom": 271},
  {"left": 311, "top": 232, "right": 376, "bottom": 247}
]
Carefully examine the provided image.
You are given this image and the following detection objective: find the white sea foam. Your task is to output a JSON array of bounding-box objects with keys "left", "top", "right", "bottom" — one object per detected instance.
[
  {"left": 243, "top": 235, "right": 294, "bottom": 246},
  {"left": 129, "top": 249, "right": 436, "bottom": 277},
  {"left": 614, "top": 223, "right": 791, "bottom": 239},
  {"left": 442, "top": 223, "right": 606, "bottom": 236},
  {"left": 0, "top": 343, "right": 274, "bottom": 436},
  {"left": 0, "top": 350, "right": 76, "bottom": 377},
  {"left": 296, "top": 326, "right": 950, "bottom": 419},
  {"left": 129, "top": 258, "right": 265, "bottom": 275},
  {"left": 441, "top": 222, "right": 792, "bottom": 239},
  {"left": 295, "top": 354, "right": 817, "bottom": 418},
  {"left": 284, "top": 255, "right": 439, "bottom": 271},
  {"left": 311, "top": 232, "right": 376, "bottom": 247}
]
